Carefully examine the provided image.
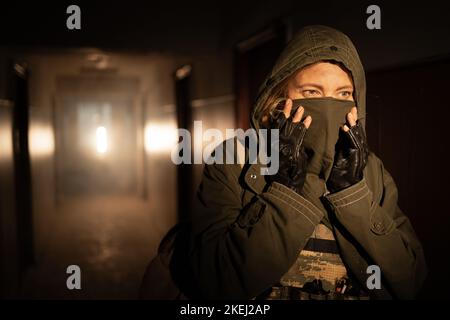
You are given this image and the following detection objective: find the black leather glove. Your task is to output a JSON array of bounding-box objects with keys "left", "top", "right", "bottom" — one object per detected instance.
[
  {"left": 327, "top": 121, "right": 369, "bottom": 193},
  {"left": 265, "top": 108, "right": 308, "bottom": 194}
]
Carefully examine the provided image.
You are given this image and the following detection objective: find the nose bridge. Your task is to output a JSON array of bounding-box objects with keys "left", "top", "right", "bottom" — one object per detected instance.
[
  {"left": 316, "top": 72, "right": 339, "bottom": 97},
  {"left": 324, "top": 91, "right": 337, "bottom": 98},
  {"left": 322, "top": 84, "right": 337, "bottom": 98}
]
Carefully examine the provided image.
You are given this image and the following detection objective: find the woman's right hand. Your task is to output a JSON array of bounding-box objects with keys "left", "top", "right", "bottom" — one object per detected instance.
[{"left": 266, "top": 98, "right": 312, "bottom": 194}]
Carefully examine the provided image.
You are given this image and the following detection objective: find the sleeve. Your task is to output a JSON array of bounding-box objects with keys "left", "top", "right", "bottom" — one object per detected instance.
[
  {"left": 187, "top": 162, "right": 324, "bottom": 299},
  {"left": 323, "top": 155, "right": 427, "bottom": 299}
]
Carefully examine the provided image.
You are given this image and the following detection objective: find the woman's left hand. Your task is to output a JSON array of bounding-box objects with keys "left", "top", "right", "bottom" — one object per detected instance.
[{"left": 326, "top": 107, "right": 369, "bottom": 193}]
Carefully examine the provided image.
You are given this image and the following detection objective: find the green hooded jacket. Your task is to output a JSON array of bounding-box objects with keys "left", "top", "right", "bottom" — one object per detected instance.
[{"left": 140, "top": 25, "right": 427, "bottom": 300}]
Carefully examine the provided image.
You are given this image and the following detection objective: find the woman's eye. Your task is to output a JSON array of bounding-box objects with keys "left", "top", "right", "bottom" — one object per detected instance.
[
  {"left": 303, "top": 90, "right": 320, "bottom": 97},
  {"left": 339, "top": 91, "right": 352, "bottom": 98}
]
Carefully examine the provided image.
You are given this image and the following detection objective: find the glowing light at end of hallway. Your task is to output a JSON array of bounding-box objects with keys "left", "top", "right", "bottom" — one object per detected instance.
[{"left": 96, "top": 126, "right": 108, "bottom": 154}]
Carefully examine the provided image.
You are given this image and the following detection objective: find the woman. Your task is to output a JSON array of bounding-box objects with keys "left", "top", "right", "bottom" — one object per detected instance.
[{"left": 141, "top": 25, "right": 427, "bottom": 300}]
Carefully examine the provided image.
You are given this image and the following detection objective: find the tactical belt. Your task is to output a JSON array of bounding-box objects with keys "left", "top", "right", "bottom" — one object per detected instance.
[{"left": 265, "top": 286, "right": 370, "bottom": 300}]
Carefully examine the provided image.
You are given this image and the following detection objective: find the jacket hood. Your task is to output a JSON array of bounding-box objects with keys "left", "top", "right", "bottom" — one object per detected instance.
[{"left": 250, "top": 25, "right": 366, "bottom": 131}]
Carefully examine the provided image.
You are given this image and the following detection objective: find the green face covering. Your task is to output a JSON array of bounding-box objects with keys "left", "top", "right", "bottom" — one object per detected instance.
[{"left": 290, "top": 97, "right": 355, "bottom": 181}]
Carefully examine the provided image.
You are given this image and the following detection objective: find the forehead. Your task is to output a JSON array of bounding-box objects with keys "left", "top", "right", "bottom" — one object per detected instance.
[{"left": 293, "top": 62, "right": 353, "bottom": 85}]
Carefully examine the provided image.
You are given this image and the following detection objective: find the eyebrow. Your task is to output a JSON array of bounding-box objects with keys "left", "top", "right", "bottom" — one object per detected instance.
[
  {"left": 335, "top": 85, "right": 354, "bottom": 91},
  {"left": 298, "top": 83, "right": 324, "bottom": 90},
  {"left": 297, "top": 83, "right": 353, "bottom": 91}
]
